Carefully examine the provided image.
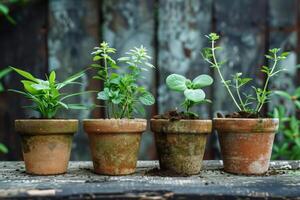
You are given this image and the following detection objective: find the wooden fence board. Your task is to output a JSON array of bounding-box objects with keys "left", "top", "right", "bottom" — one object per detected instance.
[
  {"left": 0, "top": 0, "right": 48, "bottom": 161},
  {"left": 48, "top": 0, "right": 100, "bottom": 160}
]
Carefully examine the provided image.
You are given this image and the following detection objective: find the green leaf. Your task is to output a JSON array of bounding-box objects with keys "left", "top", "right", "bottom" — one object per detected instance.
[
  {"left": 93, "top": 55, "right": 101, "bottom": 61},
  {"left": 97, "top": 90, "right": 109, "bottom": 100},
  {"left": 139, "top": 92, "right": 155, "bottom": 105},
  {"left": 0, "top": 4, "right": 9, "bottom": 15},
  {"left": 274, "top": 90, "right": 291, "bottom": 100},
  {"left": 192, "top": 74, "right": 213, "bottom": 88},
  {"left": 184, "top": 89, "right": 205, "bottom": 102},
  {"left": 57, "top": 70, "right": 85, "bottom": 89},
  {"left": 11, "top": 67, "right": 37, "bottom": 82},
  {"left": 295, "top": 87, "right": 300, "bottom": 98},
  {"left": 166, "top": 74, "right": 187, "bottom": 91},
  {"left": 295, "top": 101, "right": 300, "bottom": 110},
  {"left": 0, "top": 143, "right": 8, "bottom": 154},
  {"left": 32, "top": 80, "right": 50, "bottom": 90},
  {"left": 0, "top": 68, "right": 12, "bottom": 79},
  {"left": 21, "top": 80, "right": 38, "bottom": 94},
  {"left": 67, "top": 104, "right": 90, "bottom": 110},
  {"left": 49, "top": 71, "right": 56, "bottom": 84}
]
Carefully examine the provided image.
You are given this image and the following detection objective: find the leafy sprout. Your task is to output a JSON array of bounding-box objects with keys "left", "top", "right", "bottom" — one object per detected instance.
[
  {"left": 201, "top": 32, "right": 289, "bottom": 114},
  {"left": 166, "top": 73, "right": 213, "bottom": 117},
  {"left": 9, "top": 67, "right": 92, "bottom": 119},
  {"left": 91, "top": 42, "right": 155, "bottom": 119}
]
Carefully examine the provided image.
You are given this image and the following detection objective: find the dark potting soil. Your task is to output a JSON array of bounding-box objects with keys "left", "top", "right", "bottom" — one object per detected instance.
[
  {"left": 153, "top": 110, "right": 200, "bottom": 121},
  {"left": 216, "top": 111, "right": 264, "bottom": 119}
]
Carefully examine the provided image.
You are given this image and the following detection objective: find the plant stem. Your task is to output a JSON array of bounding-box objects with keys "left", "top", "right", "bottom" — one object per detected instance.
[
  {"left": 211, "top": 41, "right": 242, "bottom": 111},
  {"left": 257, "top": 54, "right": 278, "bottom": 113},
  {"left": 235, "top": 80, "right": 245, "bottom": 110}
]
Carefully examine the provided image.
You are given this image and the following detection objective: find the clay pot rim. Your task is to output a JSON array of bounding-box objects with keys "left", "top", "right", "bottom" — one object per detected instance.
[
  {"left": 83, "top": 118, "right": 146, "bottom": 122},
  {"left": 15, "top": 119, "right": 78, "bottom": 135},
  {"left": 150, "top": 119, "right": 212, "bottom": 134},
  {"left": 213, "top": 118, "right": 278, "bottom": 121},
  {"left": 15, "top": 119, "right": 78, "bottom": 122},
  {"left": 150, "top": 119, "right": 212, "bottom": 122},
  {"left": 213, "top": 118, "right": 279, "bottom": 134},
  {"left": 83, "top": 118, "right": 147, "bottom": 134}
]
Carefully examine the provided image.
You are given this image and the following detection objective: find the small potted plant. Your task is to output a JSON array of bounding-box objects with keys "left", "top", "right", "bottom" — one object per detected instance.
[
  {"left": 151, "top": 73, "right": 213, "bottom": 175},
  {"left": 10, "top": 67, "right": 89, "bottom": 175},
  {"left": 202, "top": 33, "right": 288, "bottom": 175},
  {"left": 83, "top": 42, "right": 155, "bottom": 175}
]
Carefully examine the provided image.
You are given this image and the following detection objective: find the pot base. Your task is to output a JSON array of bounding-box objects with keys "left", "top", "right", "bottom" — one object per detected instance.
[{"left": 21, "top": 135, "right": 73, "bottom": 175}]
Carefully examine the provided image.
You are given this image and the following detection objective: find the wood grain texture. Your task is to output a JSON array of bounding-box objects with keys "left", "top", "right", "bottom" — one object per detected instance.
[
  {"left": 213, "top": 0, "right": 268, "bottom": 115},
  {"left": 102, "top": 0, "right": 156, "bottom": 159},
  {"left": 48, "top": 0, "right": 100, "bottom": 160},
  {"left": 0, "top": 0, "right": 48, "bottom": 161},
  {"left": 157, "top": 0, "right": 213, "bottom": 117},
  {"left": 0, "top": 161, "right": 300, "bottom": 199}
]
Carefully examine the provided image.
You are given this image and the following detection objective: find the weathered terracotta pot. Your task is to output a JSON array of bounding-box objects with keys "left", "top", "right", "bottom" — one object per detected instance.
[
  {"left": 151, "top": 119, "right": 212, "bottom": 175},
  {"left": 15, "top": 119, "right": 78, "bottom": 175},
  {"left": 83, "top": 119, "right": 146, "bottom": 175},
  {"left": 214, "top": 118, "right": 279, "bottom": 175}
]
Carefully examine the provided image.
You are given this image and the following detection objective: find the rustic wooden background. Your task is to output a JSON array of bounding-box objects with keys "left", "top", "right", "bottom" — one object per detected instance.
[{"left": 0, "top": 0, "right": 299, "bottom": 161}]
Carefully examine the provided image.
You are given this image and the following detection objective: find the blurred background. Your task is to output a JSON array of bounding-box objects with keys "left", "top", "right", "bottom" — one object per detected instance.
[{"left": 0, "top": 0, "right": 299, "bottom": 161}]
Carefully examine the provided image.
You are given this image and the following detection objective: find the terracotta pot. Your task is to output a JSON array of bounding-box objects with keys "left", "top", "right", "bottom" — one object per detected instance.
[
  {"left": 214, "top": 118, "right": 279, "bottom": 175},
  {"left": 83, "top": 119, "right": 146, "bottom": 175},
  {"left": 15, "top": 119, "right": 78, "bottom": 175},
  {"left": 151, "top": 119, "right": 212, "bottom": 175}
]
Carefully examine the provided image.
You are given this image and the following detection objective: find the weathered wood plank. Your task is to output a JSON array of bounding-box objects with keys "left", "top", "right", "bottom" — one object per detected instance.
[
  {"left": 213, "top": 0, "right": 268, "bottom": 114},
  {"left": 102, "top": 0, "right": 156, "bottom": 159},
  {"left": 157, "top": 0, "right": 213, "bottom": 117},
  {"left": 48, "top": 0, "right": 100, "bottom": 160},
  {"left": 0, "top": 161, "right": 299, "bottom": 199},
  {"left": 0, "top": 0, "right": 48, "bottom": 161}
]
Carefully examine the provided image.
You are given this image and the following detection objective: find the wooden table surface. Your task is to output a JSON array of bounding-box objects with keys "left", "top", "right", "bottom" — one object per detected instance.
[{"left": 0, "top": 161, "right": 299, "bottom": 199}]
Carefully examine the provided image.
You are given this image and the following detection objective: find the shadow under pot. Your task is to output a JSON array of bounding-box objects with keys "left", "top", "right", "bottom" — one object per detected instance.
[
  {"left": 15, "top": 119, "right": 78, "bottom": 175},
  {"left": 151, "top": 119, "right": 212, "bottom": 176},
  {"left": 83, "top": 119, "right": 146, "bottom": 175},
  {"left": 214, "top": 118, "right": 279, "bottom": 175}
]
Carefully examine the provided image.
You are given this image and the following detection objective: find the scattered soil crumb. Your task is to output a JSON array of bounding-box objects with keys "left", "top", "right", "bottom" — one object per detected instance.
[{"left": 153, "top": 110, "right": 200, "bottom": 121}]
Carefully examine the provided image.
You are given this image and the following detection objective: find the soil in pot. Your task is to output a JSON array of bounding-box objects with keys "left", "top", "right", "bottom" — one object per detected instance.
[
  {"left": 83, "top": 119, "right": 146, "bottom": 175},
  {"left": 15, "top": 119, "right": 78, "bottom": 175},
  {"left": 151, "top": 111, "right": 212, "bottom": 176},
  {"left": 214, "top": 117, "right": 279, "bottom": 175}
]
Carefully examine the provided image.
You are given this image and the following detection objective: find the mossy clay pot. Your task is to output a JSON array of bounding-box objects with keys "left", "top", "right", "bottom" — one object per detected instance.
[
  {"left": 214, "top": 118, "right": 279, "bottom": 175},
  {"left": 15, "top": 119, "right": 78, "bottom": 175},
  {"left": 151, "top": 119, "right": 212, "bottom": 176},
  {"left": 83, "top": 119, "right": 146, "bottom": 175}
]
